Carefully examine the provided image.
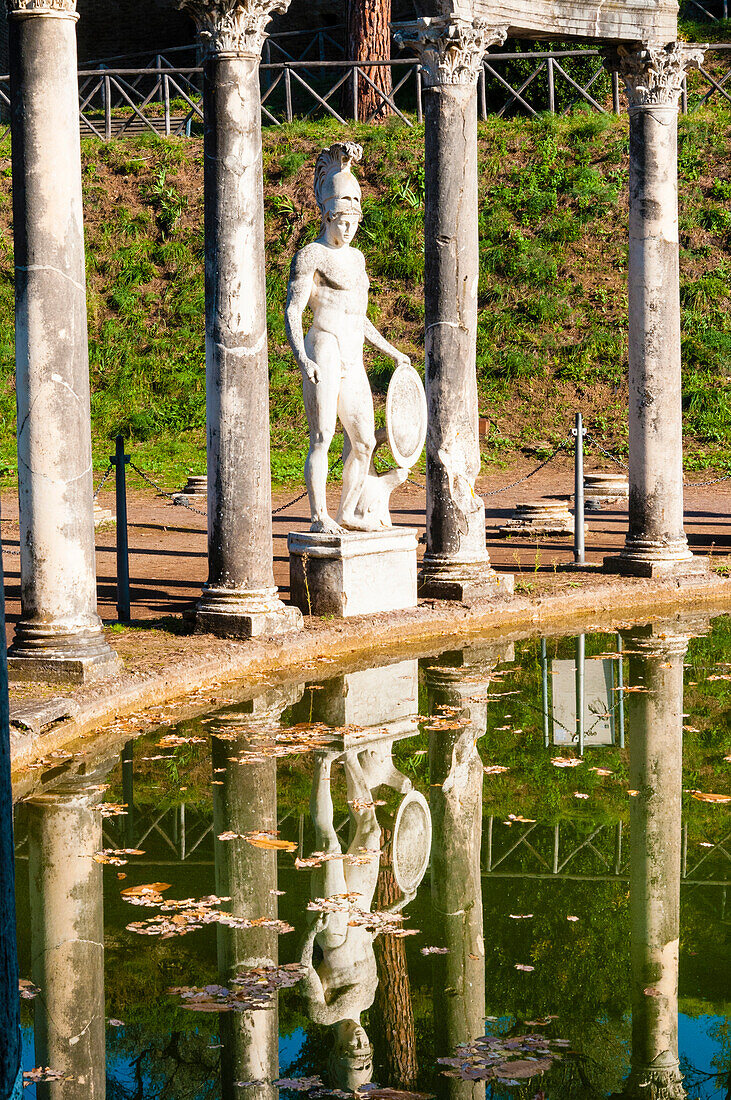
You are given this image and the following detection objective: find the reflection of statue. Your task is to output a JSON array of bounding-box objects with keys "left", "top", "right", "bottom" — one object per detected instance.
[
  {"left": 300, "top": 744, "right": 426, "bottom": 1091},
  {"left": 285, "top": 143, "right": 422, "bottom": 534}
]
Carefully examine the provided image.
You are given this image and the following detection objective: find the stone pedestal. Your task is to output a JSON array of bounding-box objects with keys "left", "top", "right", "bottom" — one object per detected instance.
[
  {"left": 6, "top": 0, "right": 119, "bottom": 684},
  {"left": 603, "top": 44, "right": 708, "bottom": 581},
  {"left": 173, "top": 474, "right": 207, "bottom": 507},
  {"left": 584, "top": 472, "right": 629, "bottom": 511},
  {"left": 396, "top": 18, "right": 511, "bottom": 602},
  {"left": 182, "top": 0, "right": 300, "bottom": 641},
  {"left": 288, "top": 528, "right": 418, "bottom": 617}
]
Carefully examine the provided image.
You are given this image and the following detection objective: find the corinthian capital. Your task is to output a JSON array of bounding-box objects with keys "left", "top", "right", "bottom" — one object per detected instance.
[
  {"left": 5, "top": 0, "right": 77, "bottom": 15},
  {"left": 394, "top": 17, "right": 507, "bottom": 88},
  {"left": 604, "top": 41, "right": 706, "bottom": 108},
  {"left": 180, "top": 0, "right": 291, "bottom": 58}
]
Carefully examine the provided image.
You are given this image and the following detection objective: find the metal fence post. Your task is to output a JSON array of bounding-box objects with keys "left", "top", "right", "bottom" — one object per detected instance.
[
  {"left": 547, "top": 55, "right": 555, "bottom": 113},
  {"left": 681, "top": 75, "right": 688, "bottom": 114},
  {"left": 575, "top": 633, "right": 585, "bottom": 756},
  {"left": 163, "top": 72, "right": 171, "bottom": 136},
  {"left": 573, "top": 411, "right": 585, "bottom": 566},
  {"left": 416, "top": 67, "right": 423, "bottom": 123},
  {"left": 352, "top": 65, "right": 358, "bottom": 122},
  {"left": 284, "top": 65, "right": 293, "bottom": 122},
  {"left": 612, "top": 70, "right": 621, "bottom": 115},
  {"left": 104, "top": 72, "right": 112, "bottom": 141},
  {"left": 479, "top": 65, "right": 487, "bottom": 120},
  {"left": 111, "top": 435, "right": 131, "bottom": 623}
]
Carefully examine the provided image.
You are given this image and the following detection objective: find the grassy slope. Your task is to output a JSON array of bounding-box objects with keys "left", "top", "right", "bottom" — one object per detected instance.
[{"left": 1, "top": 103, "right": 731, "bottom": 488}]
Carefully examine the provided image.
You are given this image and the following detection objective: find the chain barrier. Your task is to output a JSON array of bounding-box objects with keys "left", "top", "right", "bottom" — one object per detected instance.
[
  {"left": 684, "top": 470, "right": 731, "bottom": 488},
  {"left": 272, "top": 455, "right": 343, "bottom": 516},
  {"left": 127, "top": 459, "right": 208, "bottom": 518},
  {"left": 583, "top": 434, "right": 628, "bottom": 471},
  {"left": 481, "top": 436, "right": 572, "bottom": 497},
  {"left": 93, "top": 463, "right": 114, "bottom": 500}
]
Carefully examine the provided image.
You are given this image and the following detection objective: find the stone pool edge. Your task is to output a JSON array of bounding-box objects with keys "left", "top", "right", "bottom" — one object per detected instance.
[{"left": 9, "top": 570, "right": 731, "bottom": 774}]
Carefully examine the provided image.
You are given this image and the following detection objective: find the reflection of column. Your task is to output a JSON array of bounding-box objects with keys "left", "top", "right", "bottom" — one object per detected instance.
[
  {"left": 622, "top": 626, "right": 689, "bottom": 1100},
  {"left": 396, "top": 19, "right": 511, "bottom": 601},
  {"left": 603, "top": 44, "right": 706, "bottom": 579},
  {"left": 26, "top": 788, "right": 105, "bottom": 1099},
  {"left": 6, "top": 0, "right": 118, "bottom": 681},
  {"left": 425, "top": 652, "right": 491, "bottom": 1100},
  {"left": 212, "top": 694, "right": 285, "bottom": 1100},
  {"left": 181, "top": 0, "right": 301, "bottom": 640}
]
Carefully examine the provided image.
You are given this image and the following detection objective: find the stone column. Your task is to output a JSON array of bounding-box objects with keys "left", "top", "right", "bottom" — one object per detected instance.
[
  {"left": 5, "top": 0, "right": 119, "bottom": 683},
  {"left": 181, "top": 0, "right": 301, "bottom": 639},
  {"left": 25, "top": 787, "right": 106, "bottom": 1099},
  {"left": 603, "top": 44, "right": 707, "bottom": 579},
  {"left": 621, "top": 626, "right": 688, "bottom": 1099},
  {"left": 395, "top": 19, "right": 511, "bottom": 601}
]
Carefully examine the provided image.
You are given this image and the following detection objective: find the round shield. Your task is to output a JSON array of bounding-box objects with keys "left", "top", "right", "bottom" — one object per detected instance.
[
  {"left": 385, "top": 363, "right": 427, "bottom": 469},
  {"left": 391, "top": 789, "right": 431, "bottom": 896}
]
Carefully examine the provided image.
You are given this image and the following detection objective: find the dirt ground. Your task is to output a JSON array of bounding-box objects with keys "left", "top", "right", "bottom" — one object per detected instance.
[{"left": 3, "top": 457, "right": 731, "bottom": 646}]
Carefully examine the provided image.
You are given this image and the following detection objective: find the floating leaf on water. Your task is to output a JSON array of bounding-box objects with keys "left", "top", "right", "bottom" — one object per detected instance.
[
  {"left": 590, "top": 767, "right": 614, "bottom": 776},
  {"left": 19, "top": 979, "right": 40, "bottom": 1000},
  {"left": 628, "top": 790, "right": 639, "bottom": 797},
  {"left": 108, "top": 1018, "right": 125, "bottom": 1027},
  {"left": 361, "top": 1089, "right": 434, "bottom": 1100},
  {"left": 169, "top": 964, "right": 305, "bottom": 1011},
  {"left": 421, "top": 946, "right": 449, "bottom": 955},
  {"left": 348, "top": 798, "right": 386, "bottom": 811},
  {"left": 157, "top": 734, "right": 206, "bottom": 747},
  {"left": 643, "top": 987, "right": 661, "bottom": 997},
  {"left": 94, "top": 848, "right": 145, "bottom": 866},
  {"left": 245, "top": 831, "right": 297, "bottom": 851},
  {"left": 484, "top": 765, "right": 509, "bottom": 775},
  {"left": 551, "top": 757, "right": 583, "bottom": 768},
  {"left": 690, "top": 791, "right": 731, "bottom": 804},
  {"left": 573, "top": 792, "right": 589, "bottom": 800},
  {"left": 98, "top": 803, "right": 128, "bottom": 817},
  {"left": 566, "top": 915, "right": 579, "bottom": 922},
  {"left": 23, "top": 1067, "right": 73, "bottom": 1086},
  {"left": 274, "top": 1077, "right": 325, "bottom": 1091},
  {"left": 121, "top": 882, "right": 171, "bottom": 899},
  {"left": 514, "top": 964, "right": 535, "bottom": 971},
  {"left": 509, "top": 914, "right": 534, "bottom": 920},
  {"left": 504, "top": 814, "right": 536, "bottom": 825}
]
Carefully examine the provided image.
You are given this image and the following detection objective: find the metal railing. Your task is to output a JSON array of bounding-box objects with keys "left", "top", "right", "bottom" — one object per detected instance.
[{"left": 2, "top": 45, "right": 731, "bottom": 141}]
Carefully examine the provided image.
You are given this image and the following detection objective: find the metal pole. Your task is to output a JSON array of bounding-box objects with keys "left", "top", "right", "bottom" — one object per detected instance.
[
  {"left": 104, "top": 71, "right": 112, "bottom": 141},
  {"left": 573, "top": 411, "right": 585, "bottom": 565},
  {"left": 541, "top": 637, "right": 550, "bottom": 748},
  {"left": 416, "top": 67, "right": 423, "bottom": 123},
  {"left": 612, "top": 70, "right": 621, "bottom": 115},
  {"left": 681, "top": 75, "right": 688, "bottom": 115},
  {"left": 575, "top": 633, "right": 585, "bottom": 755},
  {"left": 547, "top": 56, "right": 555, "bottom": 113},
  {"left": 111, "top": 435, "right": 131, "bottom": 624},
  {"left": 0, "top": 499, "right": 20, "bottom": 1097},
  {"left": 479, "top": 65, "right": 487, "bottom": 120},
  {"left": 617, "top": 633, "right": 625, "bottom": 749},
  {"left": 284, "top": 65, "right": 292, "bottom": 122},
  {"left": 352, "top": 65, "right": 358, "bottom": 122},
  {"left": 163, "top": 72, "right": 171, "bottom": 137},
  {"left": 725, "top": 0, "right": 729, "bottom": 19},
  {"left": 121, "top": 740, "right": 135, "bottom": 848}
]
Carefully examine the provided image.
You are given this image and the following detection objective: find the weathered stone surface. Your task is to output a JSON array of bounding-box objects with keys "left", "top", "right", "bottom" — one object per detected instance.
[
  {"left": 9, "top": 696, "right": 80, "bottom": 735},
  {"left": 602, "top": 44, "right": 707, "bottom": 579},
  {"left": 420, "top": 0, "right": 678, "bottom": 46},
  {"left": 286, "top": 143, "right": 421, "bottom": 534},
  {"left": 7, "top": 3, "right": 119, "bottom": 678},
  {"left": 499, "top": 499, "right": 578, "bottom": 538},
  {"left": 181, "top": 0, "right": 301, "bottom": 638},
  {"left": 288, "top": 528, "right": 419, "bottom": 617}
]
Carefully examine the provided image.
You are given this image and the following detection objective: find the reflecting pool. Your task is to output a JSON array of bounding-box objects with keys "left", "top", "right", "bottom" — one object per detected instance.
[{"left": 8, "top": 618, "right": 731, "bottom": 1098}]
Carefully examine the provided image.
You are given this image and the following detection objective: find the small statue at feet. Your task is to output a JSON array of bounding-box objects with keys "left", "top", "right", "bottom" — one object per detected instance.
[{"left": 285, "top": 142, "right": 411, "bottom": 534}]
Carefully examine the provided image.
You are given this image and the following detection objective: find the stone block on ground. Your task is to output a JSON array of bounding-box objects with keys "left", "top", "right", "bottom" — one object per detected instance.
[{"left": 288, "top": 527, "right": 419, "bottom": 617}]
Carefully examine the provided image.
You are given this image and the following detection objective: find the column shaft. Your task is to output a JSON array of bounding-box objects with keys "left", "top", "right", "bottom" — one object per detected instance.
[
  {"left": 7, "top": 5, "right": 118, "bottom": 681},
  {"left": 396, "top": 17, "right": 512, "bottom": 601},
  {"left": 183, "top": 0, "right": 300, "bottom": 639},
  {"left": 604, "top": 43, "right": 707, "bottom": 580}
]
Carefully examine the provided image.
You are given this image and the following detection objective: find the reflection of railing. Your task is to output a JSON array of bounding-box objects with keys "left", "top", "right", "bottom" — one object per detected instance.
[
  {"left": 483, "top": 817, "right": 731, "bottom": 889},
  {"left": 3, "top": 46, "right": 731, "bottom": 143}
]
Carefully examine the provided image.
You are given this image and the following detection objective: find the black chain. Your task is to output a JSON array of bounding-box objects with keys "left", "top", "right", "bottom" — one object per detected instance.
[
  {"left": 93, "top": 463, "right": 114, "bottom": 501},
  {"left": 684, "top": 471, "right": 731, "bottom": 488},
  {"left": 127, "top": 460, "right": 208, "bottom": 518},
  {"left": 481, "top": 436, "right": 572, "bottom": 497},
  {"left": 272, "top": 455, "right": 343, "bottom": 517},
  {"left": 584, "top": 434, "right": 628, "bottom": 470}
]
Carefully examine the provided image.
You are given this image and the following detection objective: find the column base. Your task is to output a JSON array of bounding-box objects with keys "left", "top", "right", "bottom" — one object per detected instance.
[
  {"left": 419, "top": 557, "right": 514, "bottom": 601},
  {"left": 603, "top": 552, "right": 710, "bottom": 579},
  {"left": 7, "top": 623, "right": 120, "bottom": 684},
  {"left": 185, "top": 586, "right": 303, "bottom": 639}
]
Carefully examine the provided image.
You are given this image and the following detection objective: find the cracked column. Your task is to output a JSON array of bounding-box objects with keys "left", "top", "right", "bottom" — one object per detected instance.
[
  {"left": 621, "top": 625, "right": 689, "bottom": 1099},
  {"left": 6, "top": 0, "right": 119, "bottom": 683},
  {"left": 26, "top": 786, "right": 106, "bottom": 1099},
  {"left": 604, "top": 44, "right": 707, "bottom": 579},
  {"left": 396, "top": 18, "right": 511, "bottom": 601},
  {"left": 180, "top": 0, "right": 302, "bottom": 639}
]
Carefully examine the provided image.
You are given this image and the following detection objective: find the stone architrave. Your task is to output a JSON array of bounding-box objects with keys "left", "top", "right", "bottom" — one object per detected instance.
[
  {"left": 5, "top": 0, "right": 119, "bottom": 683},
  {"left": 603, "top": 44, "right": 709, "bottom": 579},
  {"left": 395, "top": 18, "right": 514, "bottom": 601},
  {"left": 180, "top": 0, "right": 302, "bottom": 640}
]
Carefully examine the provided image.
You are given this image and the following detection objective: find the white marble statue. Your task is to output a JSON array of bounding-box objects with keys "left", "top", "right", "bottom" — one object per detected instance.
[{"left": 285, "top": 142, "right": 415, "bottom": 535}]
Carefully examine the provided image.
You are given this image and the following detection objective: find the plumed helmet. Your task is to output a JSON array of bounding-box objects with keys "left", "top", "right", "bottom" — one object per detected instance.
[{"left": 314, "top": 142, "right": 363, "bottom": 220}]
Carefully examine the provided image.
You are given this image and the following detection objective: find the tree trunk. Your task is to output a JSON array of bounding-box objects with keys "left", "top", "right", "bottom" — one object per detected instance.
[
  {"left": 371, "top": 847, "right": 417, "bottom": 1087},
  {"left": 345, "top": 0, "right": 393, "bottom": 122}
]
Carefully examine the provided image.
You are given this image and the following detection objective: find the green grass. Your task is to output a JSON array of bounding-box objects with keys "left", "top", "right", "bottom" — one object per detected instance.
[{"left": 1, "top": 105, "right": 731, "bottom": 490}]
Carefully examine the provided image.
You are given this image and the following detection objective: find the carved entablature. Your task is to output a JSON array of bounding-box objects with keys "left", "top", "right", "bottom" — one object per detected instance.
[
  {"left": 180, "top": 0, "right": 291, "bottom": 58},
  {"left": 5, "top": 0, "right": 77, "bottom": 15},
  {"left": 394, "top": 17, "right": 507, "bottom": 87},
  {"left": 604, "top": 42, "right": 707, "bottom": 108}
]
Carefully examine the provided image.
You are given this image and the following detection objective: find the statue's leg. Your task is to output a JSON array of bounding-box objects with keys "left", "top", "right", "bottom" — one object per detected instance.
[
  {"left": 303, "top": 331, "right": 341, "bottom": 532},
  {"left": 337, "top": 361, "right": 377, "bottom": 530}
]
